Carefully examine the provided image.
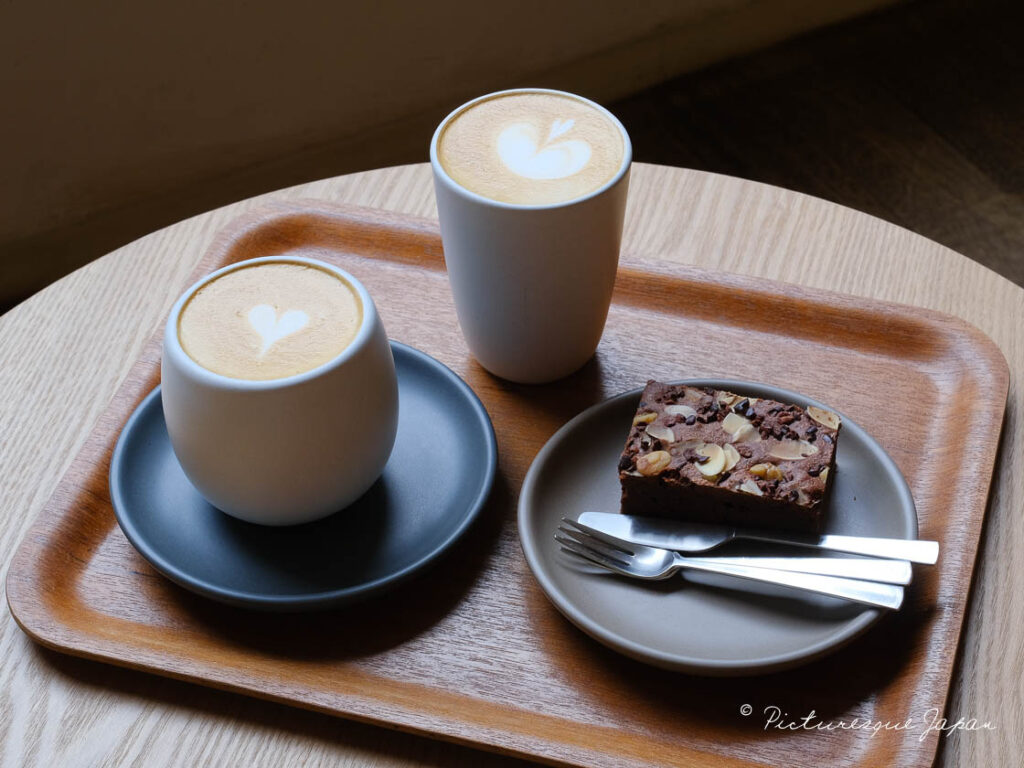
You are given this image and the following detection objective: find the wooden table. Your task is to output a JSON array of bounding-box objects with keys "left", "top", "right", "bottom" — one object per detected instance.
[{"left": 2, "top": 164, "right": 1020, "bottom": 766}]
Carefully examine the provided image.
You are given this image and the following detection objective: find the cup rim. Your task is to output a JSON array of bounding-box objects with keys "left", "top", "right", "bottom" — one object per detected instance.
[
  {"left": 429, "top": 87, "right": 633, "bottom": 211},
  {"left": 163, "top": 256, "right": 376, "bottom": 391}
]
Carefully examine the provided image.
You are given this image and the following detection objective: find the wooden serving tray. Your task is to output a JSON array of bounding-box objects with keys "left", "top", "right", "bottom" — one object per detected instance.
[{"left": 7, "top": 201, "right": 1008, "bottom": 768}]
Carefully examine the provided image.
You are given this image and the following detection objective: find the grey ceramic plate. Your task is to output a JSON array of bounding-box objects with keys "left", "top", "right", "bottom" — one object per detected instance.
[
  {"left": 110, "top": 342, "right": 496, "bottom": 611},
  {"left": 518, "top": 379, "right": 916, "bottom": 675}
]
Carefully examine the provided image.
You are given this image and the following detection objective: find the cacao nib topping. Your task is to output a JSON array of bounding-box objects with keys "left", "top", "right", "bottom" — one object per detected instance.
[{"left": 621, "top": 382, "right": 838, "bottom": 532}]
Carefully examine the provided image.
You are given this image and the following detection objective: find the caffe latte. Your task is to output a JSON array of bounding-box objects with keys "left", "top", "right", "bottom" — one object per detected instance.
[
  {"left": 436, "top": 91, "right": 625, "bottom": 205},
  {"left": 178, "top": 261, "right": 362, "bottom": 380}
]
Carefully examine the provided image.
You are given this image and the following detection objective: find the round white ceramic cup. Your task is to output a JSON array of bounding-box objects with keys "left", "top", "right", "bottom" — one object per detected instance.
[
  {"left": 160, "top": 256, "right": 398, "bottom": 526},
  {"left": 430, "top": 88, "right": 632, "bottom": 384}
]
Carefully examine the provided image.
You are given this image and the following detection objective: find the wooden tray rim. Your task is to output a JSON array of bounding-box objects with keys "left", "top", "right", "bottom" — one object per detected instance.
[{"left": 5, "top": 200, "right": 1011, "bottom": 768}]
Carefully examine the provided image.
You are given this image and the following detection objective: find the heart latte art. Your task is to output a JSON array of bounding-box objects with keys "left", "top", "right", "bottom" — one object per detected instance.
[
  {"left": 437, "top": 92, "right": 624, "bottom": 205},
  {"left": 178, "top": 262, "right": 361, "bottom": 380},
  {"left": 496, "top": 119, "right": 592, "bottom": 180},
  {"left": 247, "top": 304, "right": 309, "bottom": 355}
]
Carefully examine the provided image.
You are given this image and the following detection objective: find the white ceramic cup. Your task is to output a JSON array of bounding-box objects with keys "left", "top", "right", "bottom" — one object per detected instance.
[
  {"left": 430, "top": 88, "right": 631, "bottom": 384},
  {"left": 160, "top": 256, "right": 398, "bottom": 526}
]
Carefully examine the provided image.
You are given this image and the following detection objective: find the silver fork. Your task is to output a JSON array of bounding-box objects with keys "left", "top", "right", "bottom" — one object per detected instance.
[{"left": 556, "top": 522, "right": 904, "bottom": 610}]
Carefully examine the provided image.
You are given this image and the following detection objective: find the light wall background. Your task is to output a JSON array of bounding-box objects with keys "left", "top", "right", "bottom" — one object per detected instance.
[{"left": 0, "top": 0, "right": 896, "bottom": 308}]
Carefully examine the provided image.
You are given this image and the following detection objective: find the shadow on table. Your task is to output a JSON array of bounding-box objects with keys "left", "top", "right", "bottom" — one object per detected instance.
[
  {"left": 21, "top": 469, "right": 531, "bottom": 765},
  {"left": 161, "top": 470, "right": 514, "bottom": 661},
  {"left": 533, "top": 579, "right": 939, "bottom": 742}
]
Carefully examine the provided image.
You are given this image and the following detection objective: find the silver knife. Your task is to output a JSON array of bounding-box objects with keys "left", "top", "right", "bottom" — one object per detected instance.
[{"left": 577, "top": 511, "right": 939, "bottom": 565}]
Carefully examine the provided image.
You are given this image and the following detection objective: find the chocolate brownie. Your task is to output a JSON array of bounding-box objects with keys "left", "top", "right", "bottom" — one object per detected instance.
[{"left": 618, "top": 381, "right": 841, "bottom": 533}]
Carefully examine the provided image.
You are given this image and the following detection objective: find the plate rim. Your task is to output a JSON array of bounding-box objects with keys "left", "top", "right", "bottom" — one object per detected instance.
[
  {"left": 518, "top": 378, "right": 917, "bottom": 675},
  {"left": 109, "top": 341, "right": 497, "bottom": 610}
]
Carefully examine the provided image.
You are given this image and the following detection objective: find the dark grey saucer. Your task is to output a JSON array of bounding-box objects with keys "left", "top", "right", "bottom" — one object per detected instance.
[
  {"left": 110, "top": 342, "right": 496, "bottom": 611},
  {"left": 518, "top": 379, "right": 917, "bottom": 675}
]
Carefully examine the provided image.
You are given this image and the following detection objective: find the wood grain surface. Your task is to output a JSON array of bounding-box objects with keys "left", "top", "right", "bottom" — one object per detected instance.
[{"left": 2, "top": 164, "right": 1022, "bottom": 767}]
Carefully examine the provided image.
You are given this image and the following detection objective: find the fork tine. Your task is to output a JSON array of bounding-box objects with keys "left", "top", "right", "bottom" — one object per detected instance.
[
  {"left": 556, "top": 525, "right": 638, "bottom": 564},
  {"left": 560, "top": 518, "right": 636, "bottom": 556},
  {"left": 558, "top": 546, "right": 622, "bottom": 573},
  {"left": 554, "top": 532, "right": 630, "bottom": 565},
  {"left": 554, "top": 534, "right": 632, "bottom": 573},
  {"left": 556, "top": 543, "right": 631, "bottom": 577}
]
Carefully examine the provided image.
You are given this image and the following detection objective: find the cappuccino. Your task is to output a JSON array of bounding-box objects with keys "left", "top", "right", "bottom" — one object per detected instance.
[
  {"left": 178, "top": 261, "right": 361, "bottom": 380},
  {"left": 437, "top": 91, "right": 625, "bottom": 205}
]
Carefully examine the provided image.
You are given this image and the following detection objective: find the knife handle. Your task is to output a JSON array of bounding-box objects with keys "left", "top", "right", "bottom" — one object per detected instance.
[
  {"left": 750, "top": 532, "right": 939, "bottom": 564},
  {"left": 681, "top": 555, "right": 913, "bottom": 584},
  {"left": 673, "top": 556, "right": 905, "bottom": 610}
]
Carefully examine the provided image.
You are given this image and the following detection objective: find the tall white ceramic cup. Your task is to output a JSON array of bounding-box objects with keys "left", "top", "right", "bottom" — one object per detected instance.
[
  {"left": 430, "top": 88, "right": 631, "bottom": 384},
  {"left": 161, "top": 256, "right": 398, "bottom": 526}
]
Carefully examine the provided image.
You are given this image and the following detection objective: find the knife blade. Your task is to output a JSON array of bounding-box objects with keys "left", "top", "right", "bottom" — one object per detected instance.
[{"left": 577, "top": 511, "right": 939, "bottom": 564}]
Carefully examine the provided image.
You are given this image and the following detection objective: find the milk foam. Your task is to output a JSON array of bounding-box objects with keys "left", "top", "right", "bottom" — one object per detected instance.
[
  {"left": 437, "top": 92, "right": 624, "bottom": 205},
  {"left": 178, "top": 262, "right": 361, "bottom": 380}
]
